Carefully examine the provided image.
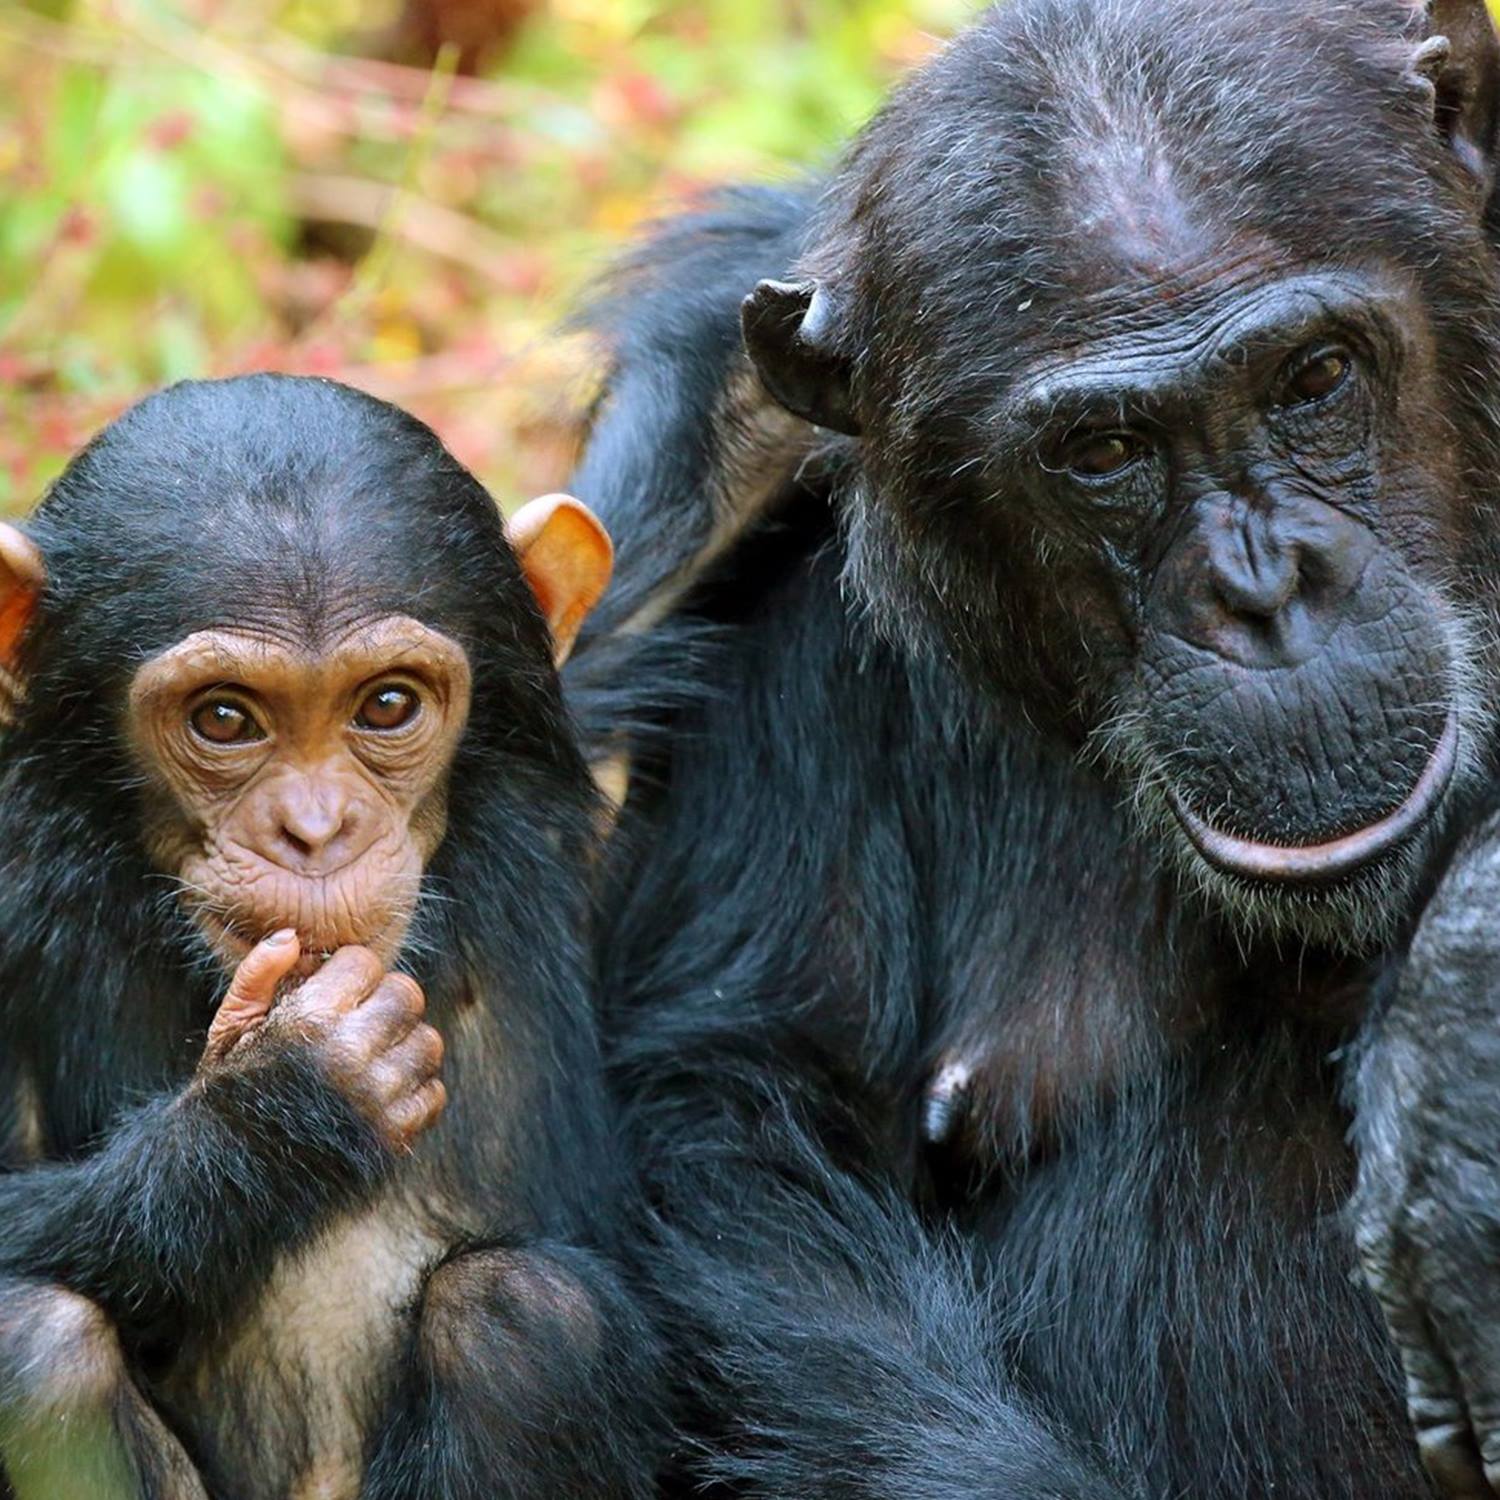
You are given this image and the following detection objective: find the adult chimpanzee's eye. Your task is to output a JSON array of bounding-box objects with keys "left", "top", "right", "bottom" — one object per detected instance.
[
  {"left": 190, "top": 698, "right": 262, "bottom": 745},
  {"left": 1063, "top": 431, "right": 1147, "bottom": 481},
  {"left": 356, "top": 685, "right": 420, "bottom": 732},
  {"left": 1282, "top": 347, "right": 1351, "bottom": 406}
]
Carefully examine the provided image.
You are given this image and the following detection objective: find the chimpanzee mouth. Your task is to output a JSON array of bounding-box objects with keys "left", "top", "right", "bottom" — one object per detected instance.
[
  {"left": 194, "top": 909, "right": 402, "bottom": 980},
  {"left": 1163, "top": 712, "right": 1459, "bottom": 886}
]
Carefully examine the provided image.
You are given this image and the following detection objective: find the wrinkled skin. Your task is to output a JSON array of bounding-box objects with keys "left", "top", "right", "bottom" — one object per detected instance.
[
  {"left": 131, "top": 615, "right": 471, "bottom": 978},
  {"left": 202, "top": 933, "right": 447, "bottom": 1153}
]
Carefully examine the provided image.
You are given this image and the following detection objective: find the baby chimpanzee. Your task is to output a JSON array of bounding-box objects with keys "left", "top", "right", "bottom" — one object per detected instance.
[{"left": 0, "top": 374, "right": 659, "bottom": 1500}]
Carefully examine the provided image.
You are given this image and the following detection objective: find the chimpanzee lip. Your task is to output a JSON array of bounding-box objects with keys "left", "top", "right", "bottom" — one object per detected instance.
[
  {"left": 195, "top": 910, "right": 399, "bottom": 979},
  {"left": 1164, "top": 712, "right": 1459, "bottom": 886}
]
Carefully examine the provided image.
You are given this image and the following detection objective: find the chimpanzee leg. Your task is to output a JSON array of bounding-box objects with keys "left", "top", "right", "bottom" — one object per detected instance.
[
  {"left": 0, "top": 1277, "right": 206, "bottom": 1500},
  {"left": 360, "top": 1243, "right": 661, "bottom": 1500}
]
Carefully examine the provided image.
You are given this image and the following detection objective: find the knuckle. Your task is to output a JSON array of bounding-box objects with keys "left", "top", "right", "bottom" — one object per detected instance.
[
  {"left": 286, "top": 981, "right": 340, "bottom": 1021},
  {"left": 388, "top": 1079, "right": 447, "bottom": 1139},
  {"left": 319, "top": 1030, "right": 368, "bottom": 1079},
  {"left": 342, "top": 945, "right": 383, "bottom": 978},
  {"left": 365, "top": 1059, "right": 400, "bottom": 1103},
  {"left": 319, "top": 946, "right": 382, "bottom": 994}
]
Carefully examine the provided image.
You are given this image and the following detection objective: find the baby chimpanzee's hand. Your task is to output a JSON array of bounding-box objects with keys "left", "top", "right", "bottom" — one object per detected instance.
[{"left": 203, "top": 932, "right": 447, "bottom": 1152}]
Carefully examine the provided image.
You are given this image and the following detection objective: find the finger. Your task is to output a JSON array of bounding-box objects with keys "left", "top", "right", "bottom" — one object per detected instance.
[
  {"left": 357, "top": 971, "right": 425, "bottom": 1018},
  {"left": 344, "top": 977, "right": 428, "bottom": 1052},
  {"left": 385, "top": 1078, "right": 448, "bottom": 1149},
  {"left": 922, "top": 1056, "right": 974, "bottom": 1148},
  {"left": 206, "top": 930, "right": 300, "bottom": 1058},
  {"left": 375, "top": 1024, "right": 445, "bottom": 1096},
  {"left": 1427, "top": 1287, "right": 1500, "bottom": 1496},
  {"left": 283, "top": 945, "right": 383, "bottom": 1020},
  {"left": 1368, "top": 1262, "right": 1491, "bottom": 1499},
  {"left": 1409, "top": 1360, "right": 1488, "bottom": 1500}
]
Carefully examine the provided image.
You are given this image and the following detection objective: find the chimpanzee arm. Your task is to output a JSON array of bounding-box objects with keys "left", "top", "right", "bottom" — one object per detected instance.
[
  {"left": 360, "top": 1240, "right": 663, "bottom": 1500},
  {"left": 1351, "top": 808, "right": 1500, "bottom": 1500},
  {"left": 0, "top": 944, "right": 443, "bottom": 1338},
  {"left": 0, "top": 1043, "right": 388, "bottom": 1338},
  {"left": 567, "top": 187, "right": 820, "bottom": 651},
  {"left": 627, "top": 1114, "right": 1131, "bottom": 1500}
]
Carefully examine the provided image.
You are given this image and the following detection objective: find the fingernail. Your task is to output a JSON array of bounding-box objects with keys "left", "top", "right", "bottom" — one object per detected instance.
[{"left": 268, "top": 929, "right": 297, "bottom": 946}]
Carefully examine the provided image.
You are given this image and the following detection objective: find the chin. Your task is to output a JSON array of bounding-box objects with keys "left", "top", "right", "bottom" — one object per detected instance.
[{"left": 1171, "top": 823, "right": 1428, "bottom": 951}]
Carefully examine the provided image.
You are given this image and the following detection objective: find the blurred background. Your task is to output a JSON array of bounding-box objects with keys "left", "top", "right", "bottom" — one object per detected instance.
[{"left": 0, "top": 0, "right": 971, "bottom": 515}]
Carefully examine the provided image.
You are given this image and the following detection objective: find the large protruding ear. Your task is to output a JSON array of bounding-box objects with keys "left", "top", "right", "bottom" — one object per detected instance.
[
  {"left": 0, "top": 523, "right": 45, "bottom": 728},
  {"left": 1409, "top": 0, "right": 1500, "bottom": 189},
  {"left": 506, "top": 494, "right": 613, "bottom": 668},
  {"left": 741, "top": 279, "right": 861, "bottom": 436}
]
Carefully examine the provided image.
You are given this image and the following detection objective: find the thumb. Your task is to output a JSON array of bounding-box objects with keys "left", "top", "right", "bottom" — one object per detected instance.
[{"left": 204, "top": 930, "right": 301, "bottom": 1063}]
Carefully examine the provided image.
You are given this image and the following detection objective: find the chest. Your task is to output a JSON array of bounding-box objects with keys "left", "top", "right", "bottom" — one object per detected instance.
[{"left": 156, "top": 1199, "right": 450, "bottom": 1500}]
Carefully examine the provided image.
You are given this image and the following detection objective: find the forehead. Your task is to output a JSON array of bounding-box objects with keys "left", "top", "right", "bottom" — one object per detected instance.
[
  {"left": 1002, "top": 265, "right": 1418, "bottom": 416},
  {"left": 129, "top": 615, "right": 470, "bottom": 704}
]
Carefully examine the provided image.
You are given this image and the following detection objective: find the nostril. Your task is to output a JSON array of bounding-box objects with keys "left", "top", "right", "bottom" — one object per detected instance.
[
  {"left": 1212, "top": 569, "right": 1296, "bottom": 621},
  {"left": 279, "top": 827, "right": 317, "bottom": 860},
  {"left": 274, "top": 803, "right": 348, "bottom": 861}
]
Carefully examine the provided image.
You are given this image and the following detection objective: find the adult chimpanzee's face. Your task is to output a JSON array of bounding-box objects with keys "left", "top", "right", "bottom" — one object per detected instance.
[
  {"left": 742, "top": 0, "right": 1500, "bottom": 939},
  {"left": 995, "top": 264, "right": 1467, "bottom": 893}
]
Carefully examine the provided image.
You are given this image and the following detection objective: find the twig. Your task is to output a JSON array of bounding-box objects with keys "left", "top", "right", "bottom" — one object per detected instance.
[{"left": 286, "top": 173, "right": 519, "bottom": 286}]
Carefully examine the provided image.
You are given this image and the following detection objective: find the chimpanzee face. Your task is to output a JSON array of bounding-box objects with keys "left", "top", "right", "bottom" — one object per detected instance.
[
  {"left": 741, "top": 0, "right": 1500, "bottom": 941},
  {"left": 986, "top": 264, "right": 1472, "bottom": 892},
  {"left": 128, "top": 614, "right": 473, "bottom": 978}
]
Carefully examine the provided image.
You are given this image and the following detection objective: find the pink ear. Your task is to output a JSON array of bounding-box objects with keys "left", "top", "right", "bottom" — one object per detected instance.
[
  {"left": 0, "top": 524, "right": 44, "bottom": 667},
  {"left": 505, "top": 495, "right": 613, "bottom": 666},
  {"left": 0, "top": 525, "right": 45, "bottom": 713}
]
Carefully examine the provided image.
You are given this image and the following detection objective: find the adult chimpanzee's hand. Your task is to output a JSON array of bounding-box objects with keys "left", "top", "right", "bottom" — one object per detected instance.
[
  {"left": 203, "top": 932, "right": 448, "bottom": 1153},
  {"left": 1353, "top": 814, "right": 1500, "bottom": 1500}
]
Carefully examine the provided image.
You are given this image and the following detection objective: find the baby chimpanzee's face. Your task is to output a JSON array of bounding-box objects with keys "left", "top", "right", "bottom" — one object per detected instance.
[{"left": 129, "top": 612, "right": 472, "bottom": 977}]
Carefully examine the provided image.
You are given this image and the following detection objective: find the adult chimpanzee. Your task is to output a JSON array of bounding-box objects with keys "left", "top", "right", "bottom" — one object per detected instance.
[
  {"left": 0, "top": 374, "right": 661, "bottom": 1499},
  {"left": 563, "top": 0, "right": 1500, "bottom": 1496}
]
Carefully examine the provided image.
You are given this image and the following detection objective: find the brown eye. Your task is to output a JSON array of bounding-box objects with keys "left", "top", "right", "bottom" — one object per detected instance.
[
  {"left": 356, "top": 685, "right": 420, "bottom": 732},
  {"left": 1283, "top": 347, "right": 1350, "bottom": 405},
  {"left": 1065, "top": 431, "right": 1147, "bottom": 480},
  {"left": 190, "top": 699, "right": 261, "bottom": 745}
]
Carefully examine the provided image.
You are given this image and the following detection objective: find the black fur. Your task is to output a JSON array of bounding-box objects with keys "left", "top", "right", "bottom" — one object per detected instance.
[
  {"left": 563, "top": 0, "right": 1500, "bottom": 1494},
  {"left": 0, "top": 374, "right": 662, "bottom": 1499}
]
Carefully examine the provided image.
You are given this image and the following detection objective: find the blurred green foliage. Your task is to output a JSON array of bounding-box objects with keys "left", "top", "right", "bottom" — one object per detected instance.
[{"left": 0, "top": 0, "right": 971, "bottom": 512}]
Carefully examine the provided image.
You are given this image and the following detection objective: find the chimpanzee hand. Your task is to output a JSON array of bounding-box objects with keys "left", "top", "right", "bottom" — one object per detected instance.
[
  {"left": 202, "top": 931, "right": 448, "bottom": 1153},
  {"left": 1352, "top": 817, "right": 1500, "bottom": 1500}
]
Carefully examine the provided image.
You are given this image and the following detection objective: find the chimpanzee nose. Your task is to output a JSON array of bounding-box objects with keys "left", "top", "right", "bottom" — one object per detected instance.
[
  {"left": 260, "top": 776, "right": 362, "bottom": 872},
  {"left": 1207, "top": 519, "right": 1300, "bottom": 620},
  {"left": 1157, "top": 494, "right": 1375, "bottom": 669}
]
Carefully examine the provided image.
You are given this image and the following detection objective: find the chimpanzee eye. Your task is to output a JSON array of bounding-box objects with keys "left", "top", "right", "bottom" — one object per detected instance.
[
  {"left": 190, "top": 698, "right": 263, "bottom": 746},
  {"left": 1062, "top": 430, "right": 1148, "bottom": 481},
  {"left": 1281, "top": 347, "right": 1351, "bottom": 406},
  {"left": 356, "top": 685, "right": 420, "bottom": 732}
]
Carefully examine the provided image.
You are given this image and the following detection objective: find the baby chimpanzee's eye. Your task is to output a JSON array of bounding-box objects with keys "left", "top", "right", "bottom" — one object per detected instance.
[
  {"left": 190, "top": 697, "right": 263, "bottom": 745},
  {"left": 356, "top": 685, "right": 420, "bottom": 732}
]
